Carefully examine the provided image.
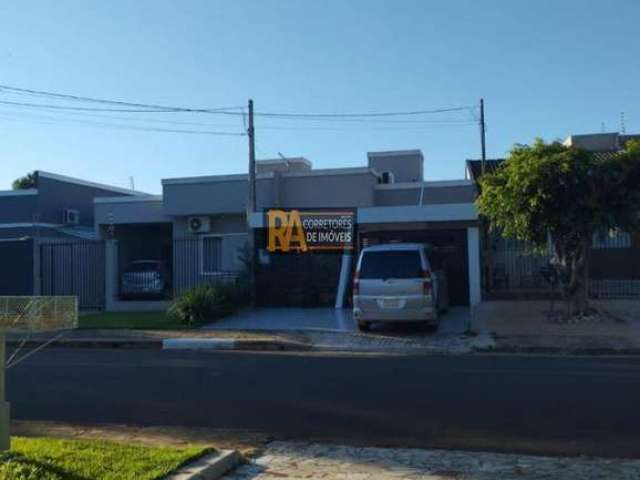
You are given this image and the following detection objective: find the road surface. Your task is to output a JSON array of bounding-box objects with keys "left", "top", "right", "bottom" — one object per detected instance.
[{"left": 7, "top": 349, "right": 640, "bottom": 457}]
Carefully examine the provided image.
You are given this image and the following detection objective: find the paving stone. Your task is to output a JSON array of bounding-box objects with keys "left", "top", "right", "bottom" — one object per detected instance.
[{"left": 223, "top": 441, "right": 640, "bottom": 479}]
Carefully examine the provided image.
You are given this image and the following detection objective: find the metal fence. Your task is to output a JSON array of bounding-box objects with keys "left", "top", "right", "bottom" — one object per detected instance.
[
  {"left": 40, "top": 241, "right": 106, "bottom": 310},
  {"left": 485, "top": 233, "right": 640, "bottom": 299},
  {"left": 487, "top": 237, "right": 553, "bottom": 292}
]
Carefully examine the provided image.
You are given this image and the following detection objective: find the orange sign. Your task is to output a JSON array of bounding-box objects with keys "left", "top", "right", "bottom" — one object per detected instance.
[{"left": 267, "top": 209, "right": 354, "bottom": 252}]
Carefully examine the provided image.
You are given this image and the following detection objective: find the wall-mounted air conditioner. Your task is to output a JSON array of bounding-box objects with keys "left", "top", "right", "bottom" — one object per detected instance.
[
  {"left": 187, "top": 216, "right": 211, "bottom": 234},
  {"left": 63, "top": 208, "right": 80, "bottom": 225}
]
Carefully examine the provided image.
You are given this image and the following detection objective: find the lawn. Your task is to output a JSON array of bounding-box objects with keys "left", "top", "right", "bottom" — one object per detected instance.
[
  {"left": 0, "top": 436, "right": 209, "bottom": 480},
  {"left": 79, "top": 311, "right": 187, "bottom": 330}
]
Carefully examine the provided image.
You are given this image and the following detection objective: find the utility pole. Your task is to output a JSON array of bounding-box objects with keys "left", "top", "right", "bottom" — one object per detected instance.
[
  {"left": 479, "top": 98, "right": 489, "bottom": 303},
  {"left": 480, "top": 98, "right": 486, "bottom": 175},
  {"left": 247, "top": 99, "right": 256, "bottom": 306}
]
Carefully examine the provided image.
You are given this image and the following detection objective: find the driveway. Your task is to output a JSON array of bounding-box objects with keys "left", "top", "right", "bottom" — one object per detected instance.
[
  {"left": 201, "top": 307, "right": 492, "bottom": 353},
  {"left": 202, "top": 307, "right": 472, "bottom": 334}
]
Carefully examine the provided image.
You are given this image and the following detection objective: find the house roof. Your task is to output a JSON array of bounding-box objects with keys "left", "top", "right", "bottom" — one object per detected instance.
[
  {"left": 37, "top": 171, "right": 149, "bottom": 196},
  {"left": 465, "top": 159, "right": 505, "bottom": 182}
]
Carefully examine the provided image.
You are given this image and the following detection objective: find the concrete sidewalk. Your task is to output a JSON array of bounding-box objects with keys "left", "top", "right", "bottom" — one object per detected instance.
[
  {"left": 479, "top": 300, "right": 640, "bottom": 354},
  {"left": 224, "top": 441, "right": 640, "bottom": 479}
]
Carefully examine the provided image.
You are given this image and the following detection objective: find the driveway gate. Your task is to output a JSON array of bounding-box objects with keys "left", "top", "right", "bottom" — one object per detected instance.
[{"left": 40, "top": 241, "right": 106, "bottom": 310}]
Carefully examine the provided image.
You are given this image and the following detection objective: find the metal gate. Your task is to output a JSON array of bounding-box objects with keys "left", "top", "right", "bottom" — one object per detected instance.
[
  {"left": 0, "top": 238, "right": 34, "bottom": 295},
  {"left": 40, "top": 241, "right": 106, "bottom": 310}
]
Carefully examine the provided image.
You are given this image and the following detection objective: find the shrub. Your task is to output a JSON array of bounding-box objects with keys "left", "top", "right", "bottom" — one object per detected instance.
[{"left": 168, "top": 284, "right": 237, "bottom": 326}]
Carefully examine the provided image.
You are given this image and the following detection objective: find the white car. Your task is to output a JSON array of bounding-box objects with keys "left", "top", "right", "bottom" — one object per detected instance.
[
  {"left": 352, "top": 243, "right": 448, "bottom": 331},
  {"left": 120, "top": 260, "right": 171, "bottom": 299}
]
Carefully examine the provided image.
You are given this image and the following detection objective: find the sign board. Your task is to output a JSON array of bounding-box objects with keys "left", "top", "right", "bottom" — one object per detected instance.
[{"left": 266, "top": 209, "right": 355, "bottom": 253}]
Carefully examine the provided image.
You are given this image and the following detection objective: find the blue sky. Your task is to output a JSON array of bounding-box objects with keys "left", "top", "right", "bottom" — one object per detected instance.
[{"left": 0, "top": 0, "right": 638, "bottom": 194}]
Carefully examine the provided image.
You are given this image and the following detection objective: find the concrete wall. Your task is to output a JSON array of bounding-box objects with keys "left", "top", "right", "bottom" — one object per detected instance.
[
  {"left": 94, "top": 197, "right": 168, "bottom": 227},
  {"left": 163, "top": 177, "right": 275, "bottom": 215},
  {"left": 375, "top": 183, "right": 476, "bottom": 206},
  {"left": 172, "top": 214, "right": 247, "bottom": 293},
  {"left": 563, "top": 133, "right": 620, "bottom": 151},
  {"left": 36, "top": 175, "right": 134, "bottom": 227},
  {"left": 164, "top": 170, "right": 379, "bottom": 214},
  {"left": 0, "top": 192, "right": 38, "bottom": 224},
  {"left": 173, "top": 214, "right": 247, "bottom": 238},
  {"left": 279, "top": 171, "right": 378, "bottom": 208},
  {"left": 368, "top": 151, "right": 423, "bottom": 182},
  {"left": 256, "top": 158, "right": 312, "bottom": 174}
]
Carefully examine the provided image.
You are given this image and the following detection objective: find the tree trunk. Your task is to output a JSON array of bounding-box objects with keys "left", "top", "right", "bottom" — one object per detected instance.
[{"left": 568, "top": 238, "right": 590, "bottom": 316}]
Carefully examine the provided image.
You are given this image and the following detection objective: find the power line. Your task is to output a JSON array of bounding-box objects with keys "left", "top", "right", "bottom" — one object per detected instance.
[
  {"left": 0, "top": 109, "right": 245, "bottom": 136},
  {"left": 0, "top": 84, "right": 245, "bottom": 114},
  {"left": 0, "top": 105, "right": 476, "bottom": 134},
  {"left": 0, "top": 105, "right": 242, "bottom": 128},
  {"left": 0, "top": 98, "right": 241, "bottom": 114},
  {"left": 255, "top": 106, "right": 476, "bottom": 119},
  {"left": 0, "top": 84, "right": 476, "bottom": 119}
]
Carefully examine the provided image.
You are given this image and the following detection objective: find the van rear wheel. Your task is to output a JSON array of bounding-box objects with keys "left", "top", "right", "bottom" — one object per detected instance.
[{"left": 357, "top": 320, "right": 371, "bottom": 331}]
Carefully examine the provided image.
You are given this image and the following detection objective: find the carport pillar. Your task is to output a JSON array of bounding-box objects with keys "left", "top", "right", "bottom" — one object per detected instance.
[
  {"left": 335, "top": 252, "right": 352, "bottom": 309},
  {"left": 467, "top": 227, "right": 482, "bottom": 308},
  {"left": 105, "top": 240, "right": 119, "bottom": 311}
]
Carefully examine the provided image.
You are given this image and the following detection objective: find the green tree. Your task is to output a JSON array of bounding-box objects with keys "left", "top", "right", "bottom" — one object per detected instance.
[
  {"left": 12, "top": 171, "right": 37, "bottom": 190},
  {"left": 477, "top": 139, "right": 640, "bottom": 316}
]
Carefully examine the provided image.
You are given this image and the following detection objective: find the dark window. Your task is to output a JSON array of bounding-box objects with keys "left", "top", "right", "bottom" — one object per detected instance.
[{"left": 359, "top": 251, "right": 423, "bottom": 279}]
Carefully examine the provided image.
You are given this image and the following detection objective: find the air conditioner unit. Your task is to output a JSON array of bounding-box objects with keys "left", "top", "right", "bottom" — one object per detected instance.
[
  {"left": 380, "top": 171, "right": 395, "bottom": 184},
  {"left": 63, "top": 209, "right": 80, "bottom": 225},
  {"left": 187, "top": 216, "right": 211, "bottom": 234}
]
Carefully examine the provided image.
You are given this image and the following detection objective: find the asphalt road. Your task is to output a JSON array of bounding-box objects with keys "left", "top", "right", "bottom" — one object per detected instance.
[{"left": 7, "top": 349, "right": 640, "bottom": 457}]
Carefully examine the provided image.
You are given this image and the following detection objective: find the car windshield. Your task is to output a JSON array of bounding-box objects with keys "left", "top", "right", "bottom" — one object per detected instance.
[
  {"left": 126, "top": 262, "right": 161, "bottom": 273},
  {"left": 359, "top": 250, "right": 422, "bottom": 279}
]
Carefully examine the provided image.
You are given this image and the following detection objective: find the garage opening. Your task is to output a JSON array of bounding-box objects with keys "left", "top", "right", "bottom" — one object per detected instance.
[{"left": 358, "top": 228, "right": 469, "bottom": 306}]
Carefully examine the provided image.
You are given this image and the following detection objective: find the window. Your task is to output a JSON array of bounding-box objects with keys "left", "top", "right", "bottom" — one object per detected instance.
[
  {"left": 592, "top": 229, "right": 631, "bottom": 249},
  {"left": 201, "top": 236, "right": 222, "bottom": 274},
  {"left": 359, "top": 250, "right": 423, "bottom": 279}
]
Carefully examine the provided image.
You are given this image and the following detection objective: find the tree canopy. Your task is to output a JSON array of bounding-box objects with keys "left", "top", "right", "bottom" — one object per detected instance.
[
  {"left": 477, "top": 139, "right": 640, "bottom": 314},
  {"left": 12, "top": 171, "right": 37, "bottom": 190}
]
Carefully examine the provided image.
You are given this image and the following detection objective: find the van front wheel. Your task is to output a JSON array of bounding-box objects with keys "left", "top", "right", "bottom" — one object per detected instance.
[{"left": 357, "top": 321, "right": 371, "bottom": 331}]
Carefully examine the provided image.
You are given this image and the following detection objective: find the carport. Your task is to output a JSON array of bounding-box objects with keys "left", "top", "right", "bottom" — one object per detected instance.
[
  {"left": 352, "top": 203, "right": 481, "bottom": 307},
  {"left": 358, "top": 226, "right": 470, "bottom": 305}
]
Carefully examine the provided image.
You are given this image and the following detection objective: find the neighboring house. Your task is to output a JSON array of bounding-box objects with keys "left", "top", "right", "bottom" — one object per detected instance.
[
  {"left": 0, "top": 171, "right": 148, "bottom": 298},
  {"left": 466, "top": 132, "right": 640, "bottom": 299},
  {"left": 95, "top": 150, "right": 482, "bottom": 310},
  {"left": 0, "top": 170, "right": 147, "bottom": 240}
]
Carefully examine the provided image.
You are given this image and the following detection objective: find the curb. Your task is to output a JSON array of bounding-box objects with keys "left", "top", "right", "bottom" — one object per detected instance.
[
  {"left": 10, "top": 337, "right": 640, "bottom": 357},
  {"left": 162, "top": 338, "right": 312, "bottom": 352},
  {"left": 477, "top": 345, "right": 640, "bottom": 356},
  {"left": 7, "top": 339, "right": 162, "bottom": 349},
  {"left": 165, "top": 449, "right": 242, "bottom": 480}
]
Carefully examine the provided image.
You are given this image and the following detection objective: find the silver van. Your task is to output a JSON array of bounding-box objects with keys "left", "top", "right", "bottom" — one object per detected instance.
[{"left": 352, "top": 243, "right": 448, "bottom": 331}]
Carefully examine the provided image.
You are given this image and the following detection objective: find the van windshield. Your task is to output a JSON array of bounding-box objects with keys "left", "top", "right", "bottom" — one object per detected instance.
[
  {"left": 359, "top": 250, "right": 423, "bottom": 279},
  {"left": 126, "top": 262, "right": 161, "bottom": 273}
]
